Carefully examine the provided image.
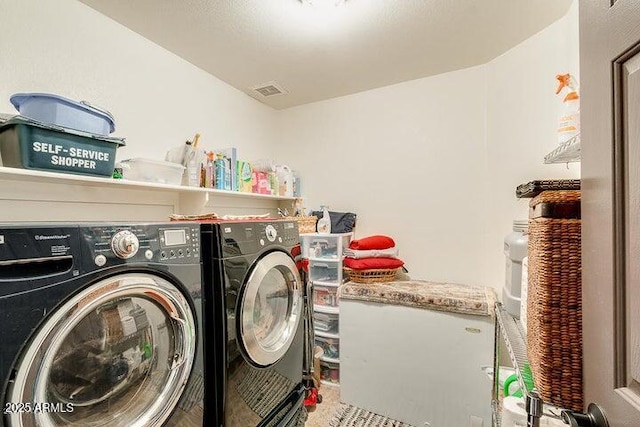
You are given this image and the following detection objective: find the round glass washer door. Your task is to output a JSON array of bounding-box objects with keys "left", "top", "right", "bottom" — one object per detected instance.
[
  {"left": 6, "top": 273, "right": 196, "bottom": 427},
  {"left": 240, "top": 251, "right": 302, "bottom": 367}
]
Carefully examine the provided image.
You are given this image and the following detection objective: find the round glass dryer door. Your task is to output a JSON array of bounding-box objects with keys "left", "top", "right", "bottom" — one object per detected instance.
[
  {"left": 6, "top": 274, "right": 196, "bottom": 427},
  {"left": 240, "top": 251, "right": 302, "bottom": 367}
]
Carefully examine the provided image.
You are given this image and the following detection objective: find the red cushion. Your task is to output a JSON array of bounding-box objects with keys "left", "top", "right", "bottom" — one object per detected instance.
[
  {"left": 344, "top": 257, "right": 404, "bottom": 270},
  {"left": 348, "top": 235, "right": 395, "bottom": 250}
]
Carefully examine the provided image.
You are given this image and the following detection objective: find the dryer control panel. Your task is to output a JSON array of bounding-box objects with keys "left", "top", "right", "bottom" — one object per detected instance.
[
  {"left": 82, "top": 223, "right": 200, "bottom": 266},
  {"left": 257, "top": 221, "right": 299, "bottom": 247},
  {"left": 219, "top": 221, "right": 300, "bottom": 257}
]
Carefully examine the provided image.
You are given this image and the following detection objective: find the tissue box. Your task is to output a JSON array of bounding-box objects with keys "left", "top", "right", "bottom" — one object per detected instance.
[{"left": 237, "top": 160, "right": 253, "bottom": 192}]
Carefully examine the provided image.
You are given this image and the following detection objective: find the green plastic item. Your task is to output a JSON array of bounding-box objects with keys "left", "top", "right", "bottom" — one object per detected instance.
[
  {"left": 503, "top": 364, "right": 535, "bottom": 398},
  {"left": 142, "top": 343, "right": 152, "bottom": 360}
]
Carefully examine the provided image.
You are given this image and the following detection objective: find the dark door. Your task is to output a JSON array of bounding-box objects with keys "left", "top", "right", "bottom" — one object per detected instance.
[{"left": 581, "top": 0, "right": 640, "bottom": 425}]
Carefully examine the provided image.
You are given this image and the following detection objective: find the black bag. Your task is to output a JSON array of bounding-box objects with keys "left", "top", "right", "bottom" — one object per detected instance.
[{"left": 310, "top": 211, "right": 357, "bottom": 233}]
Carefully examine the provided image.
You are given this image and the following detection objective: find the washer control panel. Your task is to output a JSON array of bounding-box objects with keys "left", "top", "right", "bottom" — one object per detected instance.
[
  {"left": 158, "top": 226, "right": 200, "bottom": 261},
  {"left": 83, "top": 224, "right": 200, "bottom": 266}
]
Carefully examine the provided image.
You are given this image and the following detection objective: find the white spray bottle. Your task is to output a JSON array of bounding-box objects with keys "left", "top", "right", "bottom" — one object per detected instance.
[
  {"left": 555, "top": 73, "right": 580, "bottom": 145},
  {"left": 317, "top": 205, "right": 331, "bottom": 234}
]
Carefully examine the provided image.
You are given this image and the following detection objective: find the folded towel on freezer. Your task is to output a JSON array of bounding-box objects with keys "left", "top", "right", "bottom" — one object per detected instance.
[
  {"left": 344, "top": 247, "right": 399, "bottom": 259},
  {"left": 344, "top": 257, "right": 404, "bottom": 270},
  {"left": 348, "top": 235, "right": 395, "bottom": 250}
]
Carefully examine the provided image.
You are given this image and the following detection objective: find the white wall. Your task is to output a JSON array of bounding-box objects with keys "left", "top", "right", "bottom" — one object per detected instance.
[
  {"left": 278, "top": 2, "right": 580, "bottom": 290},
  {"left": 0, "top": 0, "right": 278, "bottom": 163},
  {"left": 483, "top": 0, "right": 580, "bottom": 288},
  {"left": 279, "top": 66, "right": 491, "bottom": 286}
]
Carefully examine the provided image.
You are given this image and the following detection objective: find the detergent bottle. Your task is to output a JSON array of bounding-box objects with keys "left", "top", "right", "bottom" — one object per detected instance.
[
  {"left": 317, "top": 205, "right": 331, "bottom": 234},
  {"left": 555, "top": 73, "right": 580, "bottom": 145}
]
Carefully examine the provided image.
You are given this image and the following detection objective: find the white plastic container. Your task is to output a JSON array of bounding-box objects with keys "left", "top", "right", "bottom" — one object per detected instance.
[
  {"left": 313, "top": 311, "right": 339, "bottom": 335},
  {"left": 320, "top": 361, "right": 340, "bottom": 384},
  {"left": 313, "top": 284, "right": 339, "bottom": 307},
  {"left": 300, "top": 233, "right": 352, "bottom": 260},
  {"left": 275, "top": 164, "right": 294, "bottom": 197},
  {"left": 555, "top": 74, "right": 580, "bottom": 145},
  {"left": 315, "top": 336, "right": 340, "bottom": 359},
  {"left": 309, "top": 260, "right": 343, "bottom": 285},
  {"left": 317, "top": 205, "right": 331, "bottom": 233},
  {"left": 119, "top": 158, "right": 185, "bottom": 185},
  {"left": 503, "top": 220, "right": 528, "bottom": 318}
]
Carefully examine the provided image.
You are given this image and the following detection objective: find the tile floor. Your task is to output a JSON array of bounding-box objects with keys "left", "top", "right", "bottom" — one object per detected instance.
[{"left": 306, "top": 384, "right": 341, "bottom": 427}]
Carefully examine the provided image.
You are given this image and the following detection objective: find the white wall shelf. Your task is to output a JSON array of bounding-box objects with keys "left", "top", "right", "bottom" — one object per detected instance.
[
  {"left": 0, "top": 167, "right": 297, "bottom": 200},
  {"left": 543, "top": 136, "right": 581, "bottom": 164},
  {"left": 0, "top": 166, "right": 296, "bottom": 222}
]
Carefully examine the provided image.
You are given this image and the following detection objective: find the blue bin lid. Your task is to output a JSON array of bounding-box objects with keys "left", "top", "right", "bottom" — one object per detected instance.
[{"left": 10, "top": 92, "right": 116, "bottom": 134}]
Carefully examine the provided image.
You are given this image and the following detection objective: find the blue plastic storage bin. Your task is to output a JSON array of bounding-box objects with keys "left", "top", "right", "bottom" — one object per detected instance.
[{"left": 10, "top": 93, "right": 115, "bottom": 136}]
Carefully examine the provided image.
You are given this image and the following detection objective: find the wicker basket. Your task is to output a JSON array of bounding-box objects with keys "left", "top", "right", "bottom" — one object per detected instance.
[
  {"left": 344, "top": 267, "right": 399, "bottom": 284},
  {"left": 287, "top": 216, "right": 317, "bottom": 234},
  {"left": 527, "top": 190, "right": 582, "bottom": 411}
]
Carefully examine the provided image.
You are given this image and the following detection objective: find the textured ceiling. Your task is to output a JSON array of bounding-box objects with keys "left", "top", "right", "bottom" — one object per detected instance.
[{"left": 79, "top": 0, "right": 573, "bottom": 110}]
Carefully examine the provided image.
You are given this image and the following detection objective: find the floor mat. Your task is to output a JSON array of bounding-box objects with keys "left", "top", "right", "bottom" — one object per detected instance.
[{"left": 328, "top": 404, "right": 415, "bottom": 427}]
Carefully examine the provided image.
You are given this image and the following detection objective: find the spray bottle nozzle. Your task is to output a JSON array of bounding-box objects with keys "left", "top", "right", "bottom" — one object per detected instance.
[
  {"left": 555, "top": 74, "right": 571, "bottom": 94},
  {"left": 556, "top": 73, "right": 579, "bottom": 102}
]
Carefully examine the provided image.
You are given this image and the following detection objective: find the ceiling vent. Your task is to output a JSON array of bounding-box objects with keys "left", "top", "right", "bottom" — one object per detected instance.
[{"left": 249, "top": 81, "right": 288, "bottom": 98}]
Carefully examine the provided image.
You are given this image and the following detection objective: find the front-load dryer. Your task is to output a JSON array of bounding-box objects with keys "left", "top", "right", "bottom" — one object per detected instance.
[
  {"left": 201, "top": 220, "right": 306, "bottom": 427},
  {"left": 0, "top": 223, "right": 210, "bottom": 427}
]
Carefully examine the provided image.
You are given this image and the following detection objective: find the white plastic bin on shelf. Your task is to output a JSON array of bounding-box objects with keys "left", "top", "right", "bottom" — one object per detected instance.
[
  {"left": 300, "top": 232, "right": 352, "bottom": 260},
  {"left": 313, "top": 284, "right": 339, "bottom": 307},
  {"left": 309, "top": 260, "right": 343, "bottom": 285},
  {"left": 316, "top": 335, "right": 340, "bottom": 360},
  {"left": 320, "top": 360, "right": 340, "bottom": 384},
  {"left": 313, "top": 311, "right": 339, "bottom": 335},
  {"left": 119, "top": 158, "right": 185, "bottom": 185}
]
